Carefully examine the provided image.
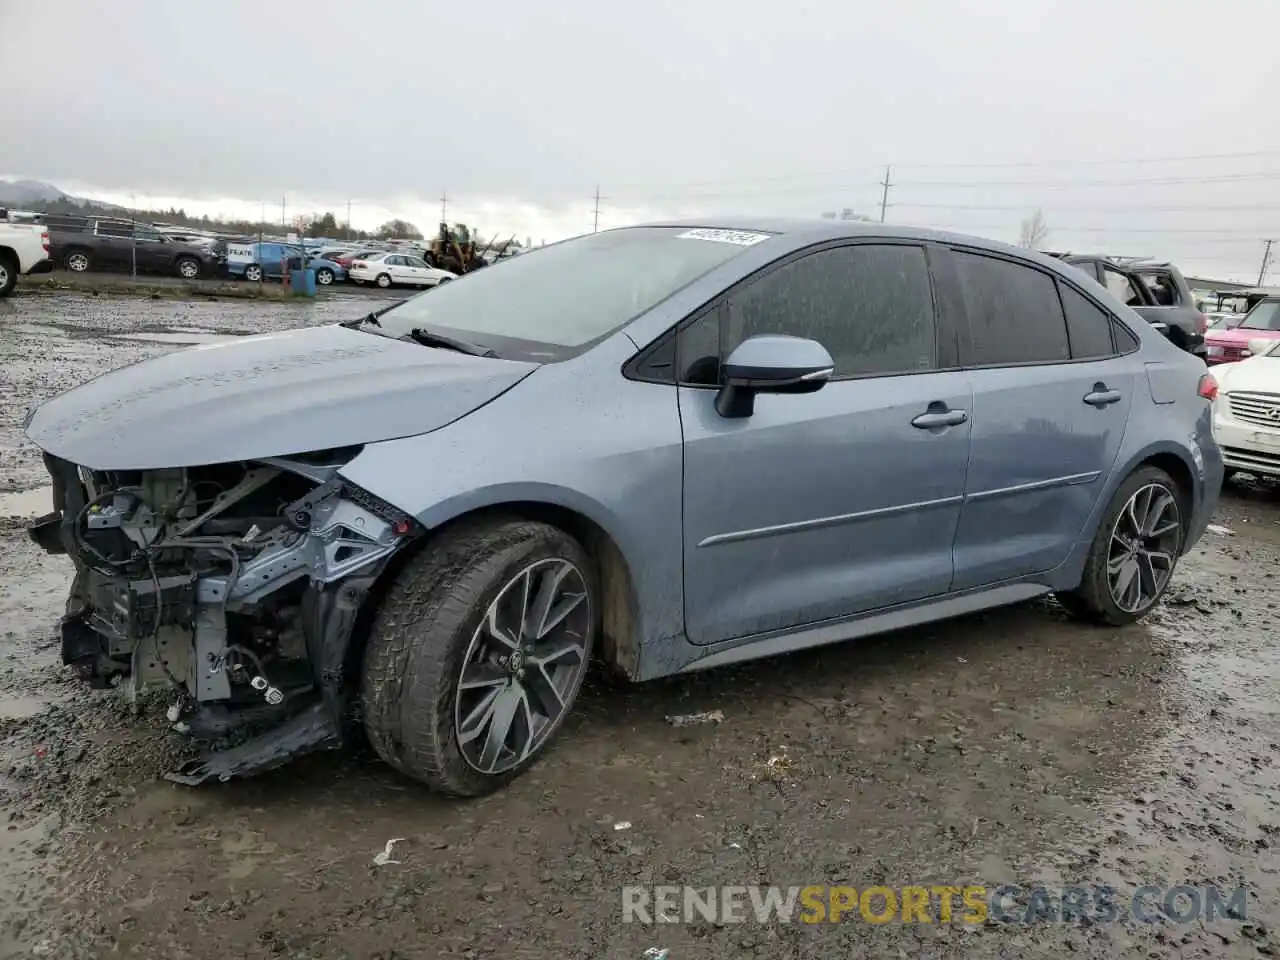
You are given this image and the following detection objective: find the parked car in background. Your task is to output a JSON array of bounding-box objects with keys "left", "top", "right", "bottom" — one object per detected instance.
[
  {"left": 1053, "top": 255, "right": 1207, "bottom": 358},
  {"left": 1210, "top": 336, "right": 1280, "bottom": 479},
  {"left": 348, "top": 251, "right": 456, "bottom": 288},
  {"left": 1205, "top": 297, "right": 1280, "bottom": 365},
  {"left": 0, "top": 207, "right": 53, "bottom": 296},
  {"left": 222, "top": 241, "right": 346, "bottom": 285},
  {"left": 44, "top": 215, "right": 214, "bottom": 279},
  {"left": 328, "top": 248, "right": 382, "bottom": 271},
  {"left": 21, "top": 219, "right": 1222, "bottom": 795}
]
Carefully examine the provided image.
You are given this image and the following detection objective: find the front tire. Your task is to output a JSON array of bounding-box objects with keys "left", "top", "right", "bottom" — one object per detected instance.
[
  {"left": 244, "top": 264, "right": 263, "bottom": 282},
  {"left": 1057, "top": 466, "right": 1184, "bottom": 625},
  {"left": 376, "top": 273, "right": 391, "bottom": 288},
  {"left": 361, "top": 518, "right": 596, "bottom": 797},
  {"left": 0, "top": 253, "right": 16, "bottom": 297},
  {"left": 175, "top": 256, "right": 201, "bottom": 280}
]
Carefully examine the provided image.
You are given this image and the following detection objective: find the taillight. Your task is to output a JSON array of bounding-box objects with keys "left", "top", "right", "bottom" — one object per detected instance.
[
  {"left": 41, "top": 230, "right": 49, "bottom": 252},
  {"left": 1197, "top": 373, "right": 1219, "bottom": 400},
  {"left": 353, "top": 261, "right": 365, "bottom": 269}
]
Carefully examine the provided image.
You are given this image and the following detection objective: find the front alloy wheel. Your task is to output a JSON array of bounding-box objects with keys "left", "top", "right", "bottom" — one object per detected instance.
[
  {"left": 361, "top": 517, "right": 597, "bottom": 796},
  {"left": 455, "top": 558, "right": 590, "bottom": 775}
]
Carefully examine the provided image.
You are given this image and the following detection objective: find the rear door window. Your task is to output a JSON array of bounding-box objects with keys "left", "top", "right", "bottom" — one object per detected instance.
[{"left": 954, "top": 251, "right": 1070, "bottom": 366}]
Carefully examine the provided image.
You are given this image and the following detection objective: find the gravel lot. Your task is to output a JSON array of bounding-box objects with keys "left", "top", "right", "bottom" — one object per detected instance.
[{"left": 1, "top": 294, "right": 1278, "bottom": 959}]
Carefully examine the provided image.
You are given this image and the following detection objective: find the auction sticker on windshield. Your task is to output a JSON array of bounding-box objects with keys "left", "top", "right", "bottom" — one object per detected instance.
[{"left": 676, "top": 229, "right": 772, "bottom": 246}]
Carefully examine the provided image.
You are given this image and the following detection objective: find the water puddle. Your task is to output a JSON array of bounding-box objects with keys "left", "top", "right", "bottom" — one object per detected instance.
[
  {"left": 107, "top": 331, "right": 239, "bottom": 345},
  {"left": 0, "top": 486, "right": 51, "bottom": 518},
  {"left": 0, "top": 695, "right": 46, "bottom": 721}
]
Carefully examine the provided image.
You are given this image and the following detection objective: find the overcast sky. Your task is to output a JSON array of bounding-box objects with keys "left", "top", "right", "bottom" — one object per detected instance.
[{"left": 2, "top": 0, "right": 1279, "bottom": 279}]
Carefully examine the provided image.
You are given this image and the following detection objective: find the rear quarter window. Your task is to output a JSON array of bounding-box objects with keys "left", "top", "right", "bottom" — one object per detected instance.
[{"left": 1059, "top": 283, "right": 1116, "bottom": 359}]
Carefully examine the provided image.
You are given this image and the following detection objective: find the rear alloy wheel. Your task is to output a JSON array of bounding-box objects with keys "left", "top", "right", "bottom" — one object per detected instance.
[
  {"left": 361, "top": 518, "right": 596, "bottom": 796},
  {"left": 1057, "top": 466, "right": 1183, "bottom": 625},
  {"left": 244, "top": 264, "right": 264, "bottom": 282},
  {"left": 315, "top": 268, "right": 334, "bottom": 285},
  {"left": 65, "top": 250, "right": 91, "bottom": 273},
  {"left": 176, "top": 257, "right": 200, "bottom": 280},
  {"left": 376, "top": 273, "right": 392, "bottom": 288},
  {"left": 0, "top": 256, "right": 14, "bottom": 298}
]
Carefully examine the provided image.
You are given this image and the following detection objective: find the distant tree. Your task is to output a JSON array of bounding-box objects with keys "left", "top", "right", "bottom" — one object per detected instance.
[
  {"left": 305, "top": 211, "right": 339, "bottom": 237},
  {"left": 376, "top": 218, "right": 422, "bottom": 239},
  {"left": 1019, "top": 208, "right": 1049, "bottom": 249}
]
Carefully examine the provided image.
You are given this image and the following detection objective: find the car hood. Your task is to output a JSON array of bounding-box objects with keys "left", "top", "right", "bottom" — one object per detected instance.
[
  {"left": 1217, "top": 356, "right": 1280, "bottom": 394},
  {"left": 1207, "top": 327, "right": 1280, "bottom": 345},
  {"left": 24, "top": 323, "right": 537, "bottom": 469}
]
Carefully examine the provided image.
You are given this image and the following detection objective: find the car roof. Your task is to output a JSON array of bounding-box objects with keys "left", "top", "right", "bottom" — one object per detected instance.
[{"left": 629, "top": 216, "right": 1076, "bottom": 273}]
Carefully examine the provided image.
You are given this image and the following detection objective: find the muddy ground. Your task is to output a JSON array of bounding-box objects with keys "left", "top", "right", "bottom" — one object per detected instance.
[{"left": 1, "top": 293, "right": 1278, "bottom": 959}]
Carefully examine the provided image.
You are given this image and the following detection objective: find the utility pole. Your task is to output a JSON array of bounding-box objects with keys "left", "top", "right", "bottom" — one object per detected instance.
[
  {"left": 592, "top": 186, "right": 601, "bottom": 233},
  {"left": 346, "top": 199, "right": 352, "bottom": 241},
  {"left": 440, "top": 191, "right": 448, "bottom": 225},
  {"left": 1258, "top": 239, "right": 1275, "bottom": 287},
  {"left": 878, "top": 165, "right": 892, "bottom": 223},
  {"left": 281, "top": 196, "right": 286, "bottom": 230}
]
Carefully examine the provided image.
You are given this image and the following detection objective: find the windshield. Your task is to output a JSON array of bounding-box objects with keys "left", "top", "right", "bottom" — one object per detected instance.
[
  {"left": 357, "top": 226, "right": 770, "bottom": 361},
  {"left": 1239, "top": 300, "right": 1280, "bottom": 331}
]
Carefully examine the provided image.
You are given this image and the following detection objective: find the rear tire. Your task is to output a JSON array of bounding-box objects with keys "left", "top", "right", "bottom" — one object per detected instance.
[
  {"left": 315, "top": 267, "right": 334, "bottom": 285},
  {"left": 65, "top": 249, "right": 92, "bottom": 273},
  {"left": 1057, "top": 466, "right": 1185, "bottom": 625},
  {"left": 244, "top": 264, "right": 263, "bottom": 282},
  {"left": 376, "top": 273, "right": 391, "bottom": 288},
  {"left": 175, "top": 256, "right": 201, "bottom": 280},
  {"left": 0, "top": 253, "right": 16, "bottom": 297},
  {"left": 361, "top": 518, "right": 596, "bottom": 797}
]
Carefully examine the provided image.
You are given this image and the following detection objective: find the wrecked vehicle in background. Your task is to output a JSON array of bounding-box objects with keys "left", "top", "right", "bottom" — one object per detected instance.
[{"left": 22, "top": 219, "right": 1222, "bottom": 798}]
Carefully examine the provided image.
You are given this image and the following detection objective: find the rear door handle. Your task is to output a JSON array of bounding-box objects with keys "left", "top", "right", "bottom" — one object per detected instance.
[
  {"left": 911, "top": 409, "right": 968, "bottom": 429},
  {"left": 1083, "top": 386, "right": 1123, "bottom": 407}
]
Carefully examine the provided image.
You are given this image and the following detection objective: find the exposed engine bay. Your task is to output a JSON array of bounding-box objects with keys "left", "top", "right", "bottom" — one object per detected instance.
[{"left": 28, "top": 448, "right": 419, "bottom": 784}]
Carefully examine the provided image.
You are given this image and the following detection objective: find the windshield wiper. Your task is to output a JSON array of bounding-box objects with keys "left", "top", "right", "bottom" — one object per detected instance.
[
  {"left": 340, "top": 303, "right": 398, "bottom": 330},
  {"left": 405, "top": 327, "right": 498, "bottom": 358}
]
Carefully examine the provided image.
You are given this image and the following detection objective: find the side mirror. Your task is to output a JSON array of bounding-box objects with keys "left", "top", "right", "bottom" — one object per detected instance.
[
  {"left": 1246, "top": 337, "right": 1274, "bottom": 358},
  {"left": 715, "top": 334, "right": 834, "bottom": 419}
]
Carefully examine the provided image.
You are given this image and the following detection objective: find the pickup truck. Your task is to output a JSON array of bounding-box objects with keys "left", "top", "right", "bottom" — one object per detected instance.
[
  {"left": 0, "top": 208, "right": 53, "bottom": 297},
  {"left": 44, "top": 215, "right": 214, "bottom": 280},
  {"left": 1050, "top": 254, "right": 1207, "bottom": 358}
]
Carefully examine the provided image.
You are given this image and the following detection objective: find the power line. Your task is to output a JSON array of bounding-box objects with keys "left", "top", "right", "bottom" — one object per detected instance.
[
  {"left": 895, "top": 172, "right": 1280, "bottom": 189},
  {"left": 891, "top": 150, "right": 1280, "bottom": 170},
  {"left": 893, "top": 202, "right": 1280, "bottom": 213},
  {"left": 571, "top": 150, "right": 1280, "bottom": 193}
]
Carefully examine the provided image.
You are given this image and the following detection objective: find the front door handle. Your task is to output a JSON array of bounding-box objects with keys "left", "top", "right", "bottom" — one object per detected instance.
[
  {"left": 911, "top": 408, "right": 968, "bottom": 429},
  {"left": 1084, "top": 384, "right": 1123, "bottom": 407}
]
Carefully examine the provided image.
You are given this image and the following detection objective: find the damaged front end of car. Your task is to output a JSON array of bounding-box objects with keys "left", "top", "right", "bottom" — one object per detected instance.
[{"left": 27, "top": 447, "right": 419, "bottom": 785}]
